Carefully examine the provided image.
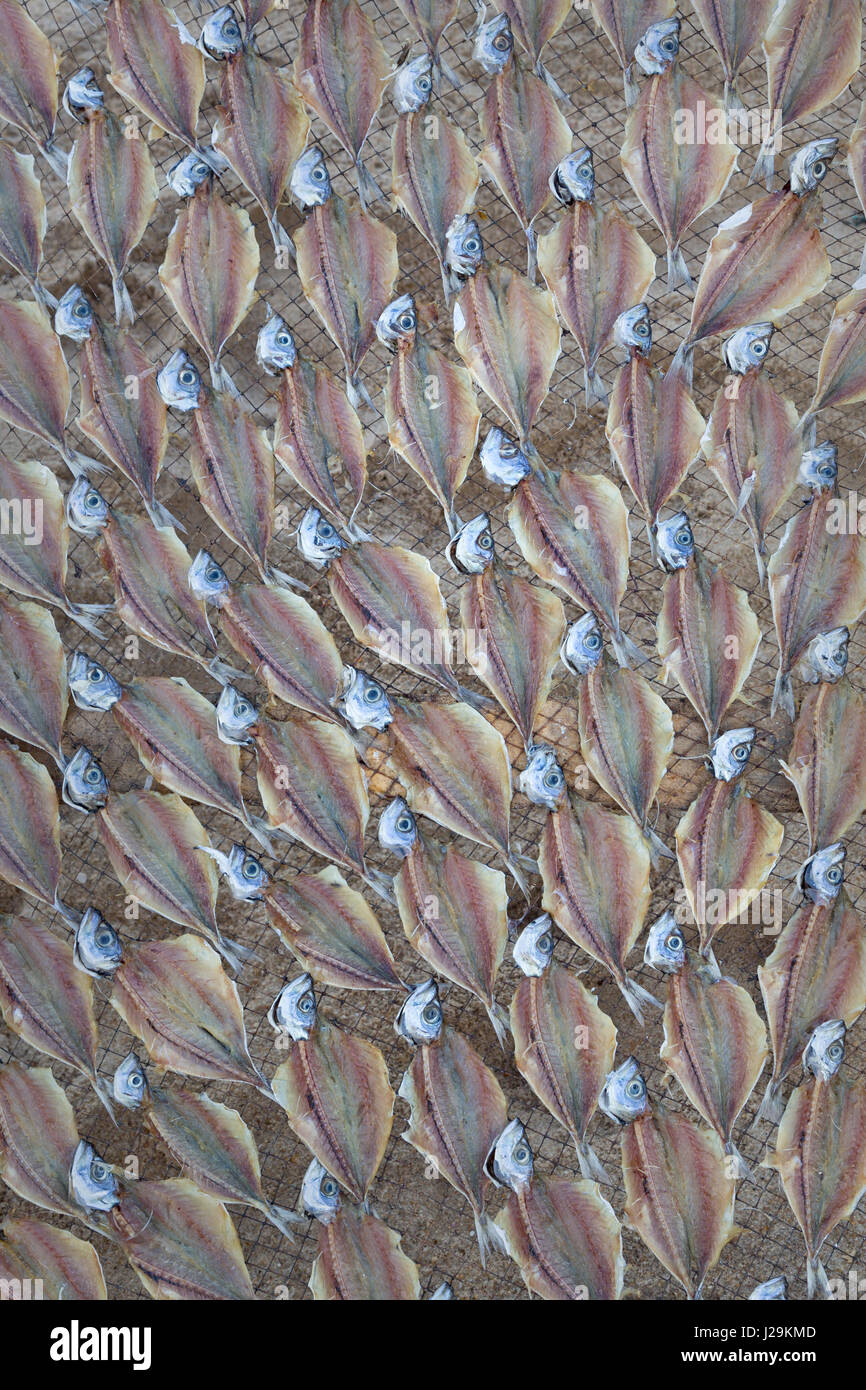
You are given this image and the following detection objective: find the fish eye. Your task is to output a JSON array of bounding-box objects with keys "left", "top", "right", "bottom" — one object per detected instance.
[
  {"left": 74, "top": 301, "right": 89, "bottom": 317},
  {"left": 577, "top": 164, "right": 591, "bottom": 179},
  {"left": 235, "top": 699, "right": 252, "bottom": 717},
  {"left": 84, "top": 765, "right": 103, "bottom": 784},
  {"left": 129, "top": 1072, "right": 143, "bottom": 1087},
  {"left": 812, "top": 160, "right": 826, "bottom": 180},
  {"left": 398, "top": 313, "right": 415, "bottom": 330},
  {"left": 662, "top": 37, "right": 677, "bottom": 51},
  {"left": 827, "top": 865, "right": 843, "bottom": 883},
  {"left": 635, "top": 321, "right": 649, "bottom": 336},
  {"left": 463, "top": 237, "right": 480, "bottom": 253},
  {"left": 513, "top": 1144, "right": 530, "bottom": 1163},
  {"left": 312, "top": 165, "right": 326, "bottom": 180},
  {"left": 422, "top": 1002, "right": 440, "bottom": 1024},
  {"left": 820, "top": 464, "right": 835, "bottom": 477},
  {"left": 418, "top": 76, "right": 431, "bottom": 91},
  {"left": 733, "top": 743, "right": 749, "bottom": 760},
  {"left": 298, "top": 993, "right": 314, "bottom": 1013},
  {"left": 321, "top": 1176, "right": 338, "bottom": 1196},
  {"left": 585, "top": 631, "right": 601, "bottom": 649},
  {"left": 477, "top": 531, "right": 493, "bottom": 549},
  {"left": 752, "top": 341, "right": 767, "bottom": 356},
  {"left": 626, "top": 1079, "right": 645, "bottom": 1098},
  {"left": 536, "top": 933, "right": 552, "bottom": 953},
  {"left": 179, "top": 368, "right": 197, "bottom": 386},
  {"left": 96, "top": 928, "right": 115, "bottom": 948},
  {"left": 666, "top": 933, "right": 683, "bottom": 952},
  {"left": 396, "top": 814, "right": 414, "bottom": 833},
  {"left": 194, "top": 161, "right": 208, "bottom": 176},
  {"left": 243, "top": 857, "right": 261, "bottom": 879},
  {"left": 85, "top": 492, "right": 102, "bottom": 509},
  {"left": 318, "top": 521, "right": 335, "bottom": 538},
  {"left": 492, "top": 32, "right": 510, "bottom": 49},
  {"left": 829, "top": 1042, "right": 843, "bottom": 1059},
  {"left": 543, "top": 768, "right": 563, "bottom": 789},
  {"left": 276, "top": 331, "right": 291, "bottom": 346},
  {"left": 364, "top": 683, "right": 383, "bottom": 703},
  {"left": 499, "top": 441, "right": 517, "bottom": 458},
  {"left": 675, "top": 527, "right": 692, "bottom": 547},
  {"left": 88, "top": 666, "right": 103, "bottom": 682},
  {"left": 91, "top": 1161, "right": 108, "bottom": 1181}
]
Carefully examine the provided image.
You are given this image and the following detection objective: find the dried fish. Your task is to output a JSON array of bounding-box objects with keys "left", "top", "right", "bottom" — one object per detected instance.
[
  {"left": 113, "top": 1054, "right": 299, "bottom": 1240},
  {"left": 453, "top": 261, "right": 560, "bottom": 444},
  {"left": 395, "top": 0, "right": 460, "bottom": 77},
  {"left": 679, "top": 141, "right": 835, "bottom": 367},
  {"left": 804, "top": 281, "right": 866, "bottom": 424},
  {"left": 159, "top": 181, "right": 259, "bottom": 393},
  {"left": 768, "top": 463, "right": 866, "bottom": 718},
  {"left": 758, "top": 892, "right": 866, "bottom": 1123},
  {"left": 510, "top": 914, "right": 616, "bottom": 1181},
  {"left": 752, "top": 0, "right": 861, "bottom": 187},
  {"left": 538, "top": 791, "right": 660, "bottom": 1022},
  {"left": 675, "top": 729, "right": 783, "bottom": 960},
  {"left": 273, "top": 980, "right": 394, "bottom": 1202},
  {"left": 109, "top": 1178, "right": 255, "bottom": 1300},
  {"left": 295, "top": 0, "right": 390, "bottom": 206},
  {"left": 537, "top": 149, "right": 655, "bottom": 405},
  {"left": 67, "top": 96, "right": 157, "bottom": 324},
  {"left": 606, "top": 305, "right": 704, "bottom": 535},
  {"left": 479, "top": 56, "right": 572, "bottom": 276},
  {"left": 689, "top": 0, "right": 776, "bottom": 107},
  {"left": 380, "top": 296, "right": 480, "bottom": 535},
  {"left": 213, "top": 48, "right": 309, "bottom": 251},
  {"left": 600, "top": 1060, "right": 737, "bottom": 1298},
  {"left": 501, "top": 0, "right": 571, "bottom": 94},
  {"left": 700, "top": 324, "right": 802, "bottom": 580},
  {"left": 452, "top": 513, "right": 565, "bottom": 750},
  {"left": 0, "top": 741, "right": 75, "bottom": 922},
  {"left": 490, "top": 1120, "right": 624, "bottom": 1299},
  {"left": 309, "top": 1204, "right": 421, "bottom": 1301},
  {"left": 0, "top": 593, "right": 67, "bottom": 768},
  {"left": 764, "top": 1025, "right": 866, "bottom": 1298},
  {"left": 0, "top": 0, "right": 66, "bottom": 177},
  {"left": 780, "top": 680, "right": 866, "bottom": 852},
  {"left": 0, "top": 1217, "right": 107, "bottom": 1300},
  {"left": 397, "top": 981, "right": 507, "bottom": 1263},
  {"left": 0, "top": 300, "right": 100, "bottom": 476},
  {"left": 589, "top": 0, "right": 675, "bottom": 104},
  {"left": 379, "top": 796, "right": 510, "bottom": 1044},
  {"left": 0, "top": 1063, "right": 81, "bottom": 1220},
  {"left": 656, "top": 512, "right": 761, "bottom": 741},
  {"left": 0, "top": 916, "right": 111, "bottom": 1115},
  {"left": 294, "top": 194, "right": 399, "bottom": 407},
  {"left": 0, "top": 142, "right": 55, "bottom": 308},
  {"left": 621, "top": 19, "right": 737, "bottom": 289}
]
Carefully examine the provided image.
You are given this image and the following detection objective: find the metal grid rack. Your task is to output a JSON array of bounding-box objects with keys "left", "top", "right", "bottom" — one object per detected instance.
[{"left": 1, "top": 0, "right": 866, "bottom": 1300}]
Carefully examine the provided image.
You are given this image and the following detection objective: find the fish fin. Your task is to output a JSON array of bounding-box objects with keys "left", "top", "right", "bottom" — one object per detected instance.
[
  {"left": 66, "top": 449, "right": 109, "bottom": 477},
  {"left": 268, "top": 216, "right": 293, "bottom": 255},
  {"left": 724, "top": 1140, "right": 751, "bottom": 1181},
  {"left": 215, "top": 932, "right": 259, "bottom": 975},
  {"left": 41, "top": 141, "right": 70, "bottom": 180},
  {"left": 610, "top": 629, "right": 649, "bottom": 668},
  {"left": 266, "top": 1203, "right": 304, "bottom": 1241},
  {"left": 456, "top": 683, "right": 496, "bottom": 713},
  {"left": 32, "top": 279, "right": 59, "bottom": 311},
  {"left": 356, "top": 157, "right": 385, "bottom": 210},
  {"left": 264, "top": 566, "right": 311, "bottom": 593},
  {"left": 670, "top": 339, "right": 695, "bottom": 390},
  {"left": 347, "top": 373, "right": 375, "bottom": 412},
  {"left": 507, "top": 856, "right": 535, "bottom": 901},
  {"left": 535, "top": 60, "right": 570, "bottom": 106},
  {"left": 207, "top": 656, "right": 250, "bottom": 685},
  {"left": 112, "top": 275, "right": 136, "bottom": 326},
  {"left": 576, "top": 1139, "right": 611, "bottom": 1185},
  {"left": 753, "top": 1078, "right": 785, "bottom": 1128},
  {"left": 485, "top": 1001, "right": 511, "bottom": 1052},
  {"left": 210, "top": 360, "right": 241, "bottom": 397},
  {"left": 345, "top": 514, "right": 373, "bottom": 543},
  {"left": 622, "top": 65, "right": 639, "bottom": 107},
  {"left": 54, "top": 896, "right": 82, "bottom": 928},
  {"left": 770, "top": 668, "right": 795, "bottom": 721},
  {"left": 363, "top": 867, "right": 397, "bottom": 906},
  {"left": 617, "top": 974, "right": 662, "bottom": 1025},
  {"left": 584, "top": 366, "right": 608, "bottom": 409},
  {"left": 93, "top": 1076, "right": 117, "bottom": 1126},
  {"left": 145, "top": 496, "right": 186, "bottom": 531},
  {"left": 644, "top": 823, "right": 674, "bottom": 867},
  {"left": 807, "top": 1257, "right": 833, "bottom": 1300},
  {"left": 666, "top": 245, "right": 693, "bottom": 292},
  {"left": 473, "top": 1209, "right": 502, "bottom": 1268},
  {"left": 750, "top": 136, "right": 776, "bottom": 191},
  {"left": 245, "top": 814, "right": 275, "bottom": 858},
  {"left": 68, "top": 604, "right": 111, "bottom": 639}
]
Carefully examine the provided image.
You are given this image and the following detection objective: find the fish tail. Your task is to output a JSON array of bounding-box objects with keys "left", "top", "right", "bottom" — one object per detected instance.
[
  {"left": 32, "top": 278, "right": 59, "bottom": 311},
  {"left": 438, "top": 54, "right": 461, "bottom": 90},
  {"left": 54, "top": 895, "right": 82, "bottom": 928},
  {"left": 860, "top": 241, "right": 866, "bottom": 279},
  {"left": 266, "top": 1202, "right": 304, "bottom": 1241},
  {"left": 93, "top": 1075, "right": 117, "bottom": 1126},
  {"left": 666, "top": 244, "right": 693, "bottom": 292},
  {"left": 724, "top": 77, "right": 746, "bottom": 114},
  {"left": 670, "top": 339, "right": 694, "bottom": 389},
  {"left": 750, "top": 135, "right": 776, "bottom": 191},
  {"left": 363, "top": 866, "right": 396, "bottom": 905},
  {"left": 440, "top": 261, "right": 453, "bottom": 305},
  {"left": 66, "top": 448, "right": 109, "bottom": 477},
  {"left": 485, "top": 1000, "right": 511, "bottom": 1052},
  {"left": 576, "top": 1138, "right": 611, "bottom": 1186},
  {"left": 770, "top": 667, "right": 795, "bottom": 721},
  {"left": 724, "top": 1139, "right": 751, "bottom": 1181},
  {"left": 210, "top": 359, "right": 241, "bottom": 397},
  {"left": 112, "top": 274, "right": 136, "bottom": 326},
  {"left": 345, "top": 514, "right": 373, "bottom": 543},
  {"left": 584, "top": 365, "right": 608, "bottom": 409},
  {"left": 207, "top": 656, "right": 250, "bottom": 686},
  {"left": 609, "top": 628, "right": 648, "bottom": 668},
  {"left": 215, "top": 931, "right": 259, "bottom": 975},
  {"left": 269, "top": 215, "right": 293, "bottom": 256},
  {"left": 617, "top": 974, "right": 663, "bottom": 1025},
  {"left": 197, "top": 144, "right": 230, "bottom": 176},
  {"left": 754, "top": 1077, "right": 785, "bottom": 1128},
  {"left": 622, "top": 64, "right": 639, "bottom": 107},
  {"left": 41, "top": 140, "right": 70, "bottom": 181},
  {"left": 264, "top": 565, "right": 310, "bottom": 593},
  {"left": 526, "top": 228, "right": 538, "bottom": 283},
  {"left": 644, "top": 823, "right": 675, "bottom": 867},
  {"left": 752, "top": 541, "right": 765, "bottom": 586},
  {"left": 346, "top": 372, "right": 375, "bottom": 412},
  {"left": 456, "top": 683, "right": 495, "bottom": 712},
  {"left": 355, "top": 156, "right": 385, "bottom": 210},
  {"left": 145, "top": 495, "right": 185, "bottom": 531},
  {"left": 246, "top": 813, "right": 276, "bottom": 858},
  {"left": 806, "top": 1256, "right": 833, "bottom": 1300},
  {"left": 535, "top": 60, "right": 570, "bottom": 106},
  {"left": 67, "top": 603, "right": 110, "bottom": 639},
  {"left": 506, "top": 855, "right": 535, "bottom": 902},
  {"left": 472, "top": 1208, "right": 502, "bottom": 1268}
]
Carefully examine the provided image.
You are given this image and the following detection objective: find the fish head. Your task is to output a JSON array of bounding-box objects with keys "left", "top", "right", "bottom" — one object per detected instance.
[
  {"left": 803, "top": 1019, "right": 846, "bottom": 1081},
  {"left": 474, "top": 12, "right": 514, "bottom": 73},
  {"left": 799, "top": 441, "right": 837, "bottom": 494},
  {"left": 68, "top": 651, "right": 122, "bottom": 711},
  {"left": 485, "top": 1118, "right": 534, "bottom": 1190},
  {"left": 290, "top": 145, "right": 332, "bottom": 210},
  {"left": 378, "top": 797, "right": 418, "bottom": 857},
  {"left": 337, "top": 666, "right": 394, "bottom": 731},
  {"left": 519, "top": 742, "right": 566, "bottom": 810},
  {"left": 69, "top": 1140, "right": 119, "bottom": 1214},
  {"left": 269, "top": 973, "right": 317, "bottom": 1040},
  {"left": 723, "top": 323, "right": 774, "bottom": 375},
  {"left": 376, "top": 293, "right": 418, "bottom": 350},
  {"left": 634, "top": 17, "right": 680, "bottom": 75},
  {"left": 800, "top": 842, "right": 845, "bottom": 906},
  {"left": 599, "top": 1056, "right": 649, "bottom": 1123},
  {"left": 62, "top": 66, "right": 105, "bottom": 119},
  {"left": 789, "top": 138, "right": 838, "bottom": 195},
  {"left": 479, "top": 426, "right": 531, "bottom": 488},
  {"left": 214, "top": 842, "right": 271, "bottom": 900},
  {"left": 297, "top": 506, "right": 347, "bottom": 568},
  {"left": 444, "top": 214, "right": 484, "bottom": 287},
  {"left": 55, "top": 285, "right": 94, "bottom": 342},
  {"left": 614, "top": 303, "right": 652, "bottom": 357},
  {"left": 215, "top": 684, "right": 258, "bottom": 744},
  {"left": 113, "top": 1051, "right": 150, "bottom": 1110},
  {"left": 396, "top": 977, "right": 443, "bottom": 1045},
  {"left": 393, "top": 53, "right": 433, "bottom": 112},
  {"left": 256, "top": 307, "right": 297, "bottom": 374},
  {"left": 301, "top": 1157, "right": 342, "bottom": 1223},
  {"left": 156, "top": 348, "right": 203, "bottom": 410},
  {"left": 448, "top": 513, "right": 495, "bottom": 573},
  {"left": 66, "top": 475, "right": 109, "bottom": 536},
  {"left": 653, "top": 511, "right": 694, "bottom": 571},
  {"left": 188, "top": 549, "right": 231, "bottom": 602},
  {"left": 200, "top": 5, "right": 244, "bottom": 57},
  {"left": 167, "top": 151, "right": 214, "bottom": 198},
  {"left": 643, "top": 909, "right": 686, "bottom": 973},
  {"left": 799, "top": 626, "right": 850, "bottom": 684},
  {"left": 709, "top": 726, "right": 756, "bottom": 781},
  {"left": 749, "top": 1277, "right": 787, "bottom": 1301},
  {"left": 549, "top": 146, "right": 594, "bottom": 206},
  {"left": 560, "top": 613, "right": 604, "bottom": 674},
  {"left": 513, "top": 913, "right": 555, "bottom": 977},
  {"left": 62, "top": 746, "right": 109, "bottom": 812},
  {"left": 74, "top": 908, "right": 123, "bottom": 977}
]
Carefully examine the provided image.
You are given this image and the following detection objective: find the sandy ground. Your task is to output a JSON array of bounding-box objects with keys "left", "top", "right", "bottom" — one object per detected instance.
[{"left": 1, "top": 0, "right": 866, "bottom": 1300}]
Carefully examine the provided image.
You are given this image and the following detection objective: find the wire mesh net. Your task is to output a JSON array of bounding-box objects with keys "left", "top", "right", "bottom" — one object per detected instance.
[{"left": 1, "top": 0, "right": 866, "bottom": 1301}]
